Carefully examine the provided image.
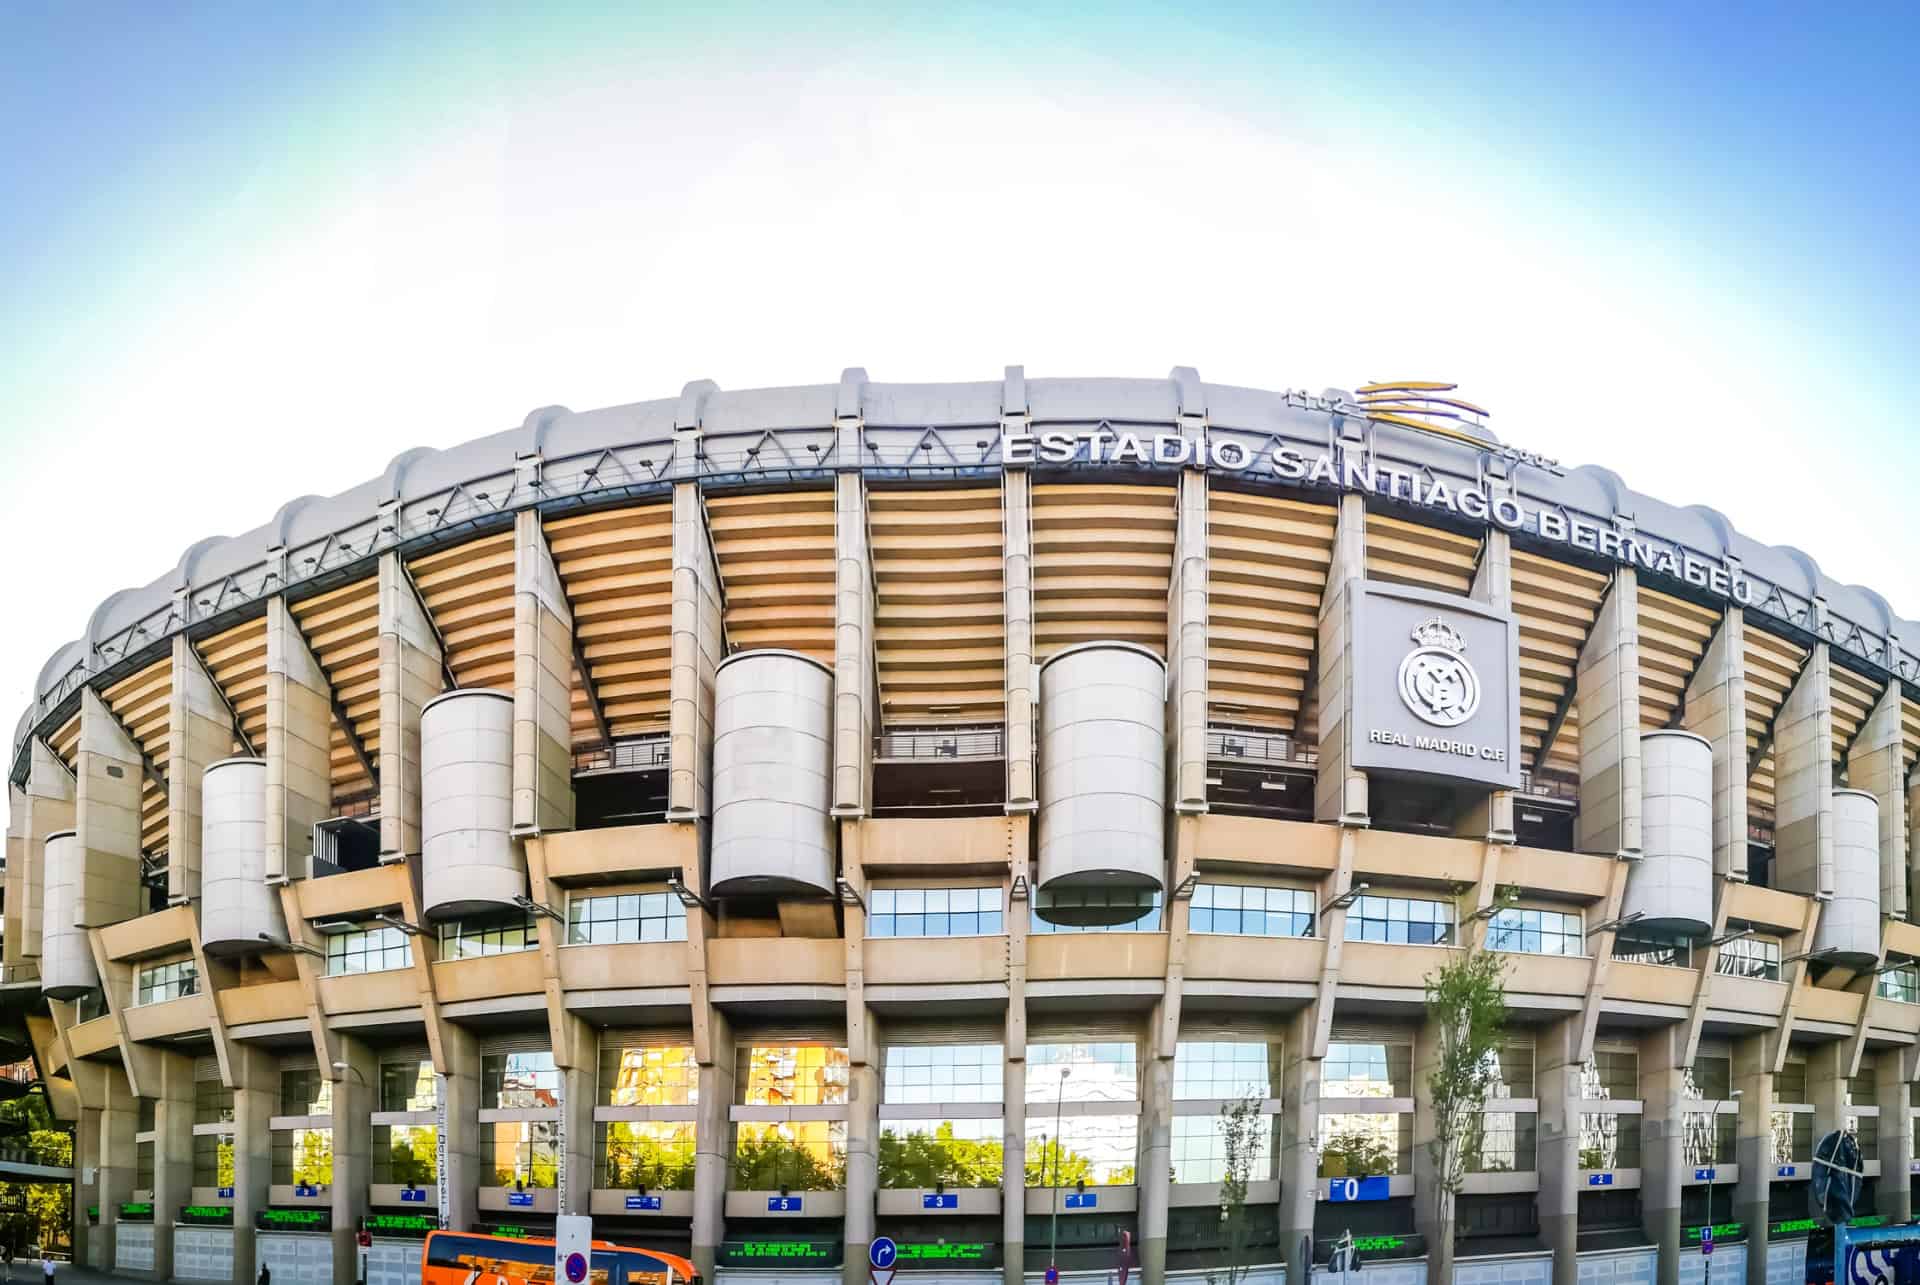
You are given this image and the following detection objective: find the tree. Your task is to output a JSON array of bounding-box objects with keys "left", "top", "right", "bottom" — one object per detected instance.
[
  {"left": 1424, "top": 940, "right": 1510, "bottom": 1285},
  {"left": 731, "top": 1127, "right": 844, "bottom": 1191},
  {"left": 877, "top": 1123, "right": 1004, "bottom": 1189},
  {"left": 1215, "top": 1093, "right": 1264, "bottom": 1285},
  {"left": 1023, "top": 1136, "right": 1096, "bottom": 1188}
]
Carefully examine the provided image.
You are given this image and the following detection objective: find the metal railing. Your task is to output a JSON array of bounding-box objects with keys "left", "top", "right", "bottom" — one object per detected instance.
[
  {"left": 574, "top": 735, "right": 671, "bottom": 774},
  {"left": 875, "top": 726, "right": 1005, "bottom": 761},
  {"left": 1206, "top": 727, "right": 1318, "bottom": 767},
  {"left": 1517, "top": 772, "right": 1579, "bottom": 804},
  {"left": 0, "top": 963, "right": 40, "bottom": 987},
  {"left": 0, "top": 1145, "right": 71, "bottom": 1174}
]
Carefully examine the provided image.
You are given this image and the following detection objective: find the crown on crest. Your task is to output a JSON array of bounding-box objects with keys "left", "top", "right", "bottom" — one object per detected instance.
[{"left": 1409, "top": 617, "right": 1467, "bottom": 653}]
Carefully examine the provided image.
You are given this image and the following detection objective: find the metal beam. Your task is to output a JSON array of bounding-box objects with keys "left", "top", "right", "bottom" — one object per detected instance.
[
  {"left": 574, "top": 636, "right": 613, "bottom": 749},
  {"left": 1534, "top": 681, "right": 1577, "bottom": 776},
  {"left": 190, "top": 641, "right": 257, "bottom": 758},
  {"left": 398, "top": 557, "right": 460, "bottom": 691}
]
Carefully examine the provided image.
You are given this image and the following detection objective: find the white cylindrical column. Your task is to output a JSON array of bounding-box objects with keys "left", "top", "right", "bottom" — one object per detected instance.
[
  {"left": 709, "top": 650, "right": 835, "bottom": 897},
  {"left": 1818, "top": 789, "right": 1882, "bottom": 968},
  {"left": 200, "top": 758, "right": 285, "bottom": 953},
  {"left": 42, "top": 830, "right": 98, "bottom": 999},
  {"left": 1622, "top": 730, "right": 1714, "bottom": 936},
  {"left": 421, "top": 689, "right": 519, "bottom": 919}
]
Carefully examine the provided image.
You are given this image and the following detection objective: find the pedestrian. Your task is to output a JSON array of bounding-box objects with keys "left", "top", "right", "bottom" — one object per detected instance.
[
  {"left": 38, "top": 1254, "right": 51, "bottom": 1285},
  {"left": 259, "top": 1263, "right": 271, "bottom": 1285}
]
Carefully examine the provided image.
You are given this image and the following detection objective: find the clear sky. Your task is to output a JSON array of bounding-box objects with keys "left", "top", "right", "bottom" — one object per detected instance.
[{"left": 2, "top": 2, "right": 1916, "bottom": 727}]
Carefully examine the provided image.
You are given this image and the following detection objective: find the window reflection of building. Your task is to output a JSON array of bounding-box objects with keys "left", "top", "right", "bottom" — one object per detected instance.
[
  {"left": 1170, "top": 1041, "right": 1279, "bottom": 1184},
  {"left": 1318, "top": 1113, "right": 1411, "bottom": 1177},
  {"left": 1579, "top": 1113, "right": 1640, "bottom": 1170},
  {"left": 602, "top": 1045, "right": 699, "bottom": 1107},
  {"left": 1324, "top": 1041, "right": 1411, "bottom": 1099},
  {"left": 739, "top": 1045, "right": 850, "bottom": 1107}
]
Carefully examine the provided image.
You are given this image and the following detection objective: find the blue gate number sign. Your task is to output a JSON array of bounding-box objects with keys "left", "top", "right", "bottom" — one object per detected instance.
[
  {"left": 626, "top": 1195, "right": 661, "bottom": 1211},
  {"left": 565, "top": 1253, "right": 588, "bottom": 1284},
  {"left": 1777, "top": 1165, "right": 1796, "bottom": 1178},
  {"left": 1064, "top": 1192, "right": 1098, "bottom": 1209},
  {"left": 1328, "top": 1176, "right": 1389, "bottom": 1202},
  {"left": 870, "top": 1238, "right": 898, "bottom": 1270},
  {"left": 1695, "top": 1168, "right": 1715, "bottom": 1181},
  {"left": 922, "top": 1193, "right": 958, "bottom": 1209},
  {"left": 400, "top": 1189, "right": 425, "bottom": 1203},
  {"left": 1588, "top": 1173, "right": 1614, "bottom": 1187},
  {"left": 767, "top": 1195, "right": 803, "bottom": 1212},
  {"left": 507, "top": 1191, "right": 534, "bottom": 1207}
]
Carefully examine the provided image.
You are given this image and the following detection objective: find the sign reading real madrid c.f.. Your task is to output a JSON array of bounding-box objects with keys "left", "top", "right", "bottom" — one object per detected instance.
[{"left": 1352, "top": 582, "right": 1520, "bottom": 791}]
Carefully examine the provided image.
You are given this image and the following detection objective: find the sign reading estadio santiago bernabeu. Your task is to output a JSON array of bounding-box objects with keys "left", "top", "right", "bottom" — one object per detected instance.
[{"left": 1350, "top": 583, "right": 1521, "bottom": 791}]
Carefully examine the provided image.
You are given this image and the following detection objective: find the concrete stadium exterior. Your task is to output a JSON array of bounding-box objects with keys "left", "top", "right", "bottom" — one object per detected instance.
[{"left": 3, "top": 368, "right": 1919, "bottom": 1285}]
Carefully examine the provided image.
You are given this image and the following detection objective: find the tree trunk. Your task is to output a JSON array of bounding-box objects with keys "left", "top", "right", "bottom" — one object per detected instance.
[{"left": 1430, "top": 1185, "right": 1455, "bottom": 1285}]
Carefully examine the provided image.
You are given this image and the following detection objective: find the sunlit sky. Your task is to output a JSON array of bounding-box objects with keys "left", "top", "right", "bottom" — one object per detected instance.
[{"left": 3, "top": 3, "right": 1916, "bottom": 733}]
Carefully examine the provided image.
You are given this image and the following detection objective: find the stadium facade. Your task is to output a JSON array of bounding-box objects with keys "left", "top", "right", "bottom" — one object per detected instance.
[{"left": 4, "top": 368, "right": 1919, "bottom": 1285}]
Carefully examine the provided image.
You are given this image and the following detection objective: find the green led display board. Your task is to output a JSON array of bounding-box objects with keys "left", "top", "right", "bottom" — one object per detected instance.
[
  {"left": 1770, "top": 1218, "right": 1817, "bottom": 1237},
  {"left": 1351, "top": 1236, "right": 1408, "bottom": 1253},
  {"left": 895, "top": 1243, "right": 1002, "bottom": 1269},
  {"left": 257, "top": 1208, "right": 332, "bottom": 1231},
  {"left": 1683, "top": 1223, "right": 1745, "bottom": 1243},
  {"left": 365, "top": 1213, "right": 438, "bottom": 1236},
  {"left": 488, "top": 1226, "right": 533, "bottom": 1240},
  {"left": 118, "top": 1203, "right": 154, "bottom": 1222},
  {"left": 718, "top": 1241, "right": 842, "bottom": 1268},
  {"left": 179, "top": 1206, "right": 235, "bottom": 1226}
]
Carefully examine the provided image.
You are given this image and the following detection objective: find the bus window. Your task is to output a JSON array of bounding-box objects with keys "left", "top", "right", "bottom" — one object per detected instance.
[{"left": 422, "top": 1236, "right": 624, "bottom": 1285}]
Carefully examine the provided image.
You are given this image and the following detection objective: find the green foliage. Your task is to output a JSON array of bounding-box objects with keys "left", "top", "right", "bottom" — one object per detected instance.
[
  {"left": 1022, "top": 1136, "right": 1094, "bottom": 1188},
  {"left": 294, "top": 1129, "right": 334, "bottom": 1186},
  {"left": 878, "top": 1124, "right": 1003, "bottom": 1189},
  {"left": 1319, "top": 1124, "right": 1393, "bottom": 1178},
  {"left": 605, "top": 1128, "right": 695, "bottom": 1191},
  {"left": 0, "top": 1096, "right": 73, "bottom": 1255},
  {"left": 731, "top": 1132, "right": 844, "bottom": 1191},
  {"left": 1424, "top": 941, "right": 1509, "bottom": 1280},
  {"left": 385, "top": 1129, "right": 435, "bottom": 1186},
  {"left": 1216, "top": 1093, "right": 1263, "bottom": 1285}
]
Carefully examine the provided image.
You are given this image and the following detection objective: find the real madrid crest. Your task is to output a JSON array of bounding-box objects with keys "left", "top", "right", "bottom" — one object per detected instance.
[{"left": 1397, "top": 616, "right": 1481, "bottom": 728}]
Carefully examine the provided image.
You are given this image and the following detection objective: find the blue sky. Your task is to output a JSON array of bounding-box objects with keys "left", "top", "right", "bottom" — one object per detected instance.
[{"left": 2, "top": 2, "right": 1916, "bottom": 718}]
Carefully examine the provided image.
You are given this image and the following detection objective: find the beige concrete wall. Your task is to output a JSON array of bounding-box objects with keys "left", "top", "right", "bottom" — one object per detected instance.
[
  {"left": 1575, "top": 570, "right": 1642, "bottom": 856},
  {"left": 379, "top": 551, "right": 445, "bottom": 859},
  {"left": 266, "top": 596, "right": 330, "bottom": 881},
  {"left": 514, "top": 508, "right": 575, "bottom": 834}
]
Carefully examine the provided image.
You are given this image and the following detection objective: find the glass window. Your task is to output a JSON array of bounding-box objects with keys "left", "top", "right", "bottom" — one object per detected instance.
[
  {"left": 1681, "top": 1112, "right": 1736, "bottom": 1166},
  {"left": 1170, "top": 1113, "right": 1275, "bottom": 1183},
  {"left": 1324, "top": 1041, "right": 1413, "bottom": 1098},
  {"left": 596, "top": 1120, "right": 696, "bottom": 1189},
  {"left": 878, "top": 1119, "right": 1005, "bottom": 1189},
  {"left": 483, "top": 1052, "right": 559, "bottom": 1109},
  {"left": 1465, "top": 1111, "right": 1536, "bottom": 1173},
  {"left": 372, "top": 1124, "right": 437, "bottom": 1185},
  {"left": 1878, "top": 966, "right": 1920, "bottom": 1004},
  {"left": 1487, "top": 908, "right": 1583, "bottom": 957},
  {"left": 1317, "top": 1113, "right": 1413, "bottom": 1177},
  {"left": 1190, "top": 885, "right": 1314, "bottom": 938},
  {"left": 1344, "top": 895, "right": 1453, "bottom": 946},
  {"left": 325, "top": 926, "right": 414, "bottom": 976},
  {"left": 136, "top": 1140, "right": 154, "bottom": 1192},
  {"left": 488, "top": 1120, "right": 559, "bottom": 1188},
  {"left": 869, "top": 887, "right": 1005, "bottom": 938},
  {"left": 599, "top": 1045, "right": 699, "bottom": 1107},
  {"left": 192, "top": 1133, "right": 235, "bottom": 1188},
  {"left": 732, "top": 1120, "right": 846, "bottom": 1190},
  {"left": 738, "top": 1046, "right": 850, "bottom": 1106},
  {"left": 1683, "top": 1057, "right": 1732, "bottom": 1102},
  {"left": 1579, "top": 1114, "right": 1640, "bottom": 1169},
  {"left": 1027, "top": 1043, "right": 1139, "bottom": 1104},
  {"left": 1174, "top": 1042, "right": 1275, "bottom": 1100},
  {"left": 135, "top": 959, "right": 198, "bottom": 1006},
  {"left": 566, "top": 891, "right": 688, "bottom": 945},
  {"left": 279, "top": 1070, "right": 333, "bottom": 1117},
  {"left": 1717, "top": 937, "right": 1782, "bottom": 981},
  {"left": 1031, "top": 887, "right": 1162, "bottom": 933},
  {"left": 1852, "top": 1114, "right": 1879, "bottom": 1162},
  {"left": 1776, "top": 1062, "right": 1808, "bottom": 1104},
  {"left": 883, "top": 1044, "right": 1003, "bottom": 1105},
  {"left": 194, "top": 1080, "right": 236, "bottom": 1125},
  {"left": 1613, "top": 932, "right": 1692, "bottom": 968},
  {"left": 1580, "top": 1051, "right": 1638, "bottom": 1100},
  {"left": 271, "top": 1127, "right": 334, "bottom": 1186},
  {"left": 438, "top": 910, "right": 539, "bottom": 960},
  {"left": 1771, "top": 1110, "right": 1812, "bottom": 1163},
  {"left": 1848, "top": 1074, "right": 1879, "bottom": 1107},
  {"left": 138, "top": 1099, "right": 156, "bottom": 1133},
  {"left": 381, "top": 1061, "right": 437, "bottom": 1113},
  {"left": 1025, "top": 1115, "right": 1138, "bottom": 1186}
]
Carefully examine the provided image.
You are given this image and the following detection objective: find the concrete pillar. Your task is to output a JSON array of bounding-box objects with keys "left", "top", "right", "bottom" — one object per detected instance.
[
  {"left": 1002, "top": 841, "right": 1030, "bottom": 1285},
  {"left": 559, "top": 1020, "right": 597, "bottom": 1216},
  {"left": 1682, "top": 610, "right": 1749, "bottom": 881},
  {"left": 170, "top": 636, "right": 234, "bottom": 902},
  {"left": 1538, "top": 1018, "right": 1582, "bottom": 1285},
  {"left": 1808, "top": 1043, "right": 1848, "bottom": 1216},
  {"left": 73, "top": 1105, "right": 102, "bottom": 1268},
  {"left": 1773, "top": 645, "right": 1834, "bottom": 901},
  {"left": 1315, "top": 492, "right": 1368, "bottom": 825},
  {"left": 152, "top": 1053, "right": 196, "bottom": 1282},
  {"left": 1848, "top": 681, "right": 1908, "bottom": 919},
  {"left": 513, "top": 509, "right": 575, "bottom": 835},
  {"left": 98, "top": 1076, "right": 139, "bottom": 1270},
  {"left": 1880, "top": 1053, "right": 1913, "bottom": 1224},
  {"left": 330, "top": 1036, "right": 377, "bottom": 1285},
  {"left": 832, "top": 453, "right": 875, "bottom": 820},
  {"left": 1136, "top": 1025, "right": 1175, "bottom": 1285},
  {"left": 1279, "top": 1007, "right": 1322, "bottom": 1285},
  {"left": 842, "top": 1051, "right": 880, "bottom": 1285},
  {"left": 439, "top": 1022, "right": 483, "bottom": 1234},
  {"left": 379, "top": 552, "right": 445, "bottom": 860},
  {"left": 1456, "top": 486, "right": 1516, "bottom": 842},
  {"left": 76, "top": 688, "right": 147, "bottom": 929},
  {"left": 1639, "top": 1028, "right": 1687, "bottom": 1285},
  {"left": 1002, "top": 371, "right": 1037, "bottom": 815},
  {"left": 22, "top": 737, "right": 75, "bottom": 962},
  {"left": 690, "top": 1010, "right": 736, "bottom": 1283},
  {"left": 4, "top": 784, "right": 25, "bottom": 975},
  {"left": 266, "top": 596, "right": 332, "bottom": 882},
  {"left": 1733, "top": 1037, "right": 1773, "bottom": 1285},
  {"left": 1576, "top": 570, "right": 1643, "bottom": 857},
  {"left": 1412, "top": 1014, "right": 1445, "bottom": 1260},
  {"left": 668, "top": 481, "right": 723, "bottom": 823},
  {"left": 231, "top": 1048, "right": 276, "bottom": 1285}
]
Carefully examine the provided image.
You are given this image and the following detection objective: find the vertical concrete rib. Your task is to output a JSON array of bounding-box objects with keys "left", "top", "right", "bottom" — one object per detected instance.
[
  {"left": 1733, "top": 1036, "right": 1773, "bottom": 1285},
  {"left": 669, "top": 482, "right": 724, "bottom": 822},
  {"left": 691, "top": 1009, "right": 736, "bottom": 1283},
  {"left": 1002, "top": 815, "right": 1030, "bottom": 1285},
  {"left": 513, "top": 509, "right": 575, "bottom": 835},
  {"left": 840, "top": 823, "right": 877, "bottom": 1285},
  {"left": 229, "top": 1047, "right": 276, "bottom": 1285},
  {"left": 833, "top": 470, "right": 875, "bottom": 818},
  {"left": 169, "top": 635, "right": 232, "bottom": 903},
  {"left": 76, "top": 687, "right": 146, "bottom": 930},
  {"left": 1682, "top": 608, "right": 1749, "bottom": 880},
  {"left": 1876, "top": 1050, "right": 1912, "bottom": 1224},
  {"left": 1314, "top": 492, "right": 1368, "bottom": 825},
  {"left": 379, "top": 551, "right": 445, "bottom": 859},
  {"left": 1457, "top": 476, "right": 1516, "bottom": 841},
  {"left": 1638, "top": 1027, "right": 1686, "bottom": 1285},
  {"left": 1002, "top": 484, "right": 1037, "bottom": 813},
  {"left": 1773, "top": 643, "right": 1835, "bottom": 900},
  {"left": 1848, "top": 680, "right": 1907, "bottom": 918},
  {"left": 1136, "top": 1017, "right": 1174, "bottom": 1285},
  {"left": 150, "top": 1051, "right": 195, "bottom": 1283},
  {"left": 1167, "top": 464, "right": 1209, "bottom": 816},
  {"left": 329, "top": 1036, "right": 376, "bottom": 1285},
  {"left": 1536, "top": 1016, "right": 1581, "bottom": 1285},
  {"left": 22, "top": 737, "right": 75, "bottom": 961},
  {"left": 1278, "top": 1006, "right": 1323, "bottom": 1285},
  {"left": 1575, "top": 569, "right": 1643, "bottom": 857},
  {"left": 265, "top": 596, "right": 331, "bottom": 881},
  {"left": 2, "top": 784, "right": 22, "bottom": 974},
  {"left": 440, "top": 1022, "right": 483, "bottom": 1234}
]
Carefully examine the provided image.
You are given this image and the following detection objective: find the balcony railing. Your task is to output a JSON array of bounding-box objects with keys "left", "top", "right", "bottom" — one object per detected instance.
[
  {"left": 875, "top": 727, "right": 1005, "bottom": 761},
  {"left": 574, "top": 735, "right": 671, "bottom": 774},
  {"left": 1517, "top": 773, "right": 1579, "bottom": 804},
  {"left": 1206, "top": 727, "right": 1317, "bottom": 767}
]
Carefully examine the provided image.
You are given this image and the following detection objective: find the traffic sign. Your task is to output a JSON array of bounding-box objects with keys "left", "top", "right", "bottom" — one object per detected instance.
[
  {"left": 1045, "top": 1268, "right": 1059, "bottom": 1285},
  {"left": 870, "top": 1238, "right": 898, "bottom": 1270},
  {"left": 565, "top": 1253, "right": 588, "bottom": 1283}
]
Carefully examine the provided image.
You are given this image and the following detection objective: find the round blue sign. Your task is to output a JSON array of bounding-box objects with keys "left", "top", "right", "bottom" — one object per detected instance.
[
  {"left": 565, "top": 1252, "right": 588, "bottom": 1283},
  {"left": 1045, "top": 1268, "right": 1060, "bottom": 1285},
  {"left": 869, "top": 1238, "right": 898, "bottom": 1270}
]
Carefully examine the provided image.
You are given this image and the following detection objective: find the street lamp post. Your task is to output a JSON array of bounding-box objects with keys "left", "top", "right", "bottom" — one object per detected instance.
[
  {"left": 1703, "top": 1088, "right": 1742, "bottom": 1285},
  {"left": 1050, "top": 1066, "right": 1071, "bottom": 1274}
]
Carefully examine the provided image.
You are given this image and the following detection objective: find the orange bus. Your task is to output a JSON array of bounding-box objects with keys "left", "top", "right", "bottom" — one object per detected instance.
[{"left": 422, "top": 1230, "right": 700, "bottom": 1285}]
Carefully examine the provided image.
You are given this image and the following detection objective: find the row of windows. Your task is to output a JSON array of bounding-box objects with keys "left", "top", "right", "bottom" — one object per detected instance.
[
  {"left": 134, "top": 959, "right": 198, "bottom": 1006},
  {"left": 567, "top": 893, "right": 688, "bottom": 945},
  {"left": 868, "top": 887, "right": 1004, "bottom": 938},
  {"left": 326, "top": 926, "right": 413, "bottom": 976}
]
